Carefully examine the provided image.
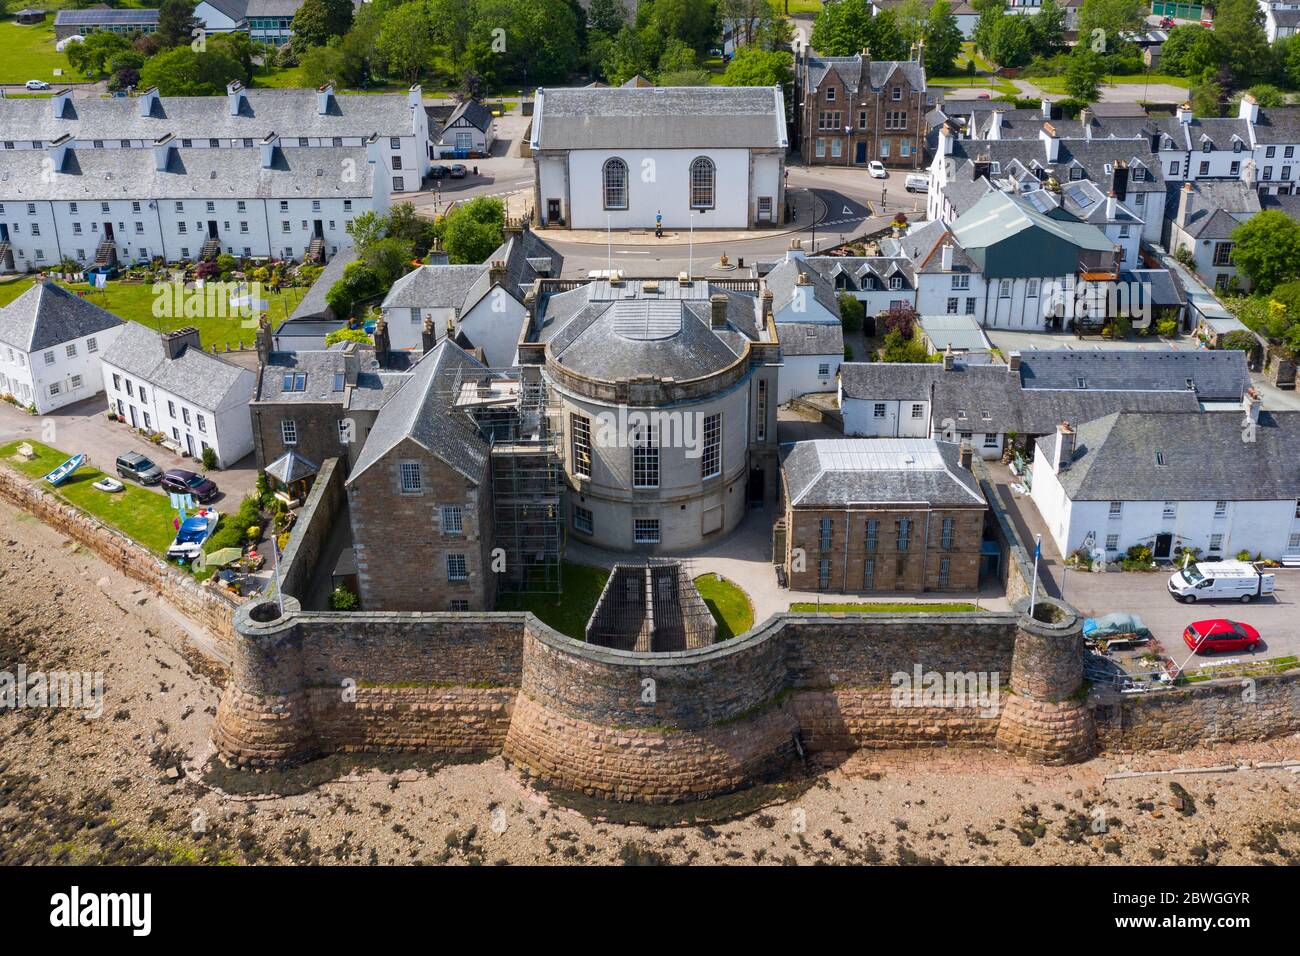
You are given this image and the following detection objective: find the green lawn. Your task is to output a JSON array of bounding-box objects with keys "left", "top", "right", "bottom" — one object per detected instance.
[
  {"left": 694, "top": 573, "right": 754, "bottom": 641},
  {"left": 782, "top": 0, "right": 824, "bottom": 14},
  {"left": 1031, "top": 73, "right": 1191, "bottom": 95},
  {"left": 789, "top": 602, "right": 983, "bottom": 613},
  {"left": 497, "top": 561, "right": 611, "bottom": 640},
  {"left": 0, "top": 279, "right": 305, "bottom": 349},
  {"left": 1, "top": 439, "right": 181, "bottom": 555},
  {"left": 0, "top": 19, "right": 87, "bottom": 86}
]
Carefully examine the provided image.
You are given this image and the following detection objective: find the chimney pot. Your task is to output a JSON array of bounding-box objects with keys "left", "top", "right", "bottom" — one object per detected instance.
[
  {"left": 959, "top": 441, "right": 973, "bottom": 470},
  {"left": 710, "top": 292, "right": 729, "bottom": 329},
  {"left": 1055, "top": 421, "right": 1076, "bottom": 472}
]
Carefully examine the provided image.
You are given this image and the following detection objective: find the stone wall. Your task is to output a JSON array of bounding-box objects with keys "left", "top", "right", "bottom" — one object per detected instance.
[
  {"left": 277, "top": 456, "right": 344, "bottom": 605},
  {"left": 1092, "top": 671, "right": 1300, "bottom": 752},
  {"left": 0, "top": 462, "right": 240, "bottom": 658},
  {"left": 213, "top": 591, "right": 1096, "bottom": 800},
  {"left": 973, "top": 458, "right": 1037, "bottom": 606}
]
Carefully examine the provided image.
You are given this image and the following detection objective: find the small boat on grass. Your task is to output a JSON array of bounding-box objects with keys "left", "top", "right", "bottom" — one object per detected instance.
[
  {"left": 92, "top": 477, "right": 124, "bottom": 493},
  {"left": 166, "top": 509, "right": 221, "bottom": 562},
  {"left": 44, "top": 453, "right": 84, "bottom": 487}
]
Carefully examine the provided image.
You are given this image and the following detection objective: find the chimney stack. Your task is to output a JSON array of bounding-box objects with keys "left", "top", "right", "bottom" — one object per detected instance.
[
  {"left": 959, "top": 441, "right": 973, "bottom": 471},
  {"left": 938, "top": 123, "right": 955, "bottom": 157},
  {"left": 422, "top": 316, "right": 436, "bottom": 354},
  {"left": 1041, "top": 98, "right": 1052, "bottom": 120},
  {"left": 1079, "top": 107, "right": 1092, "bottom": 140},
  {"left": 153, "top": 133, "right": 174, "bottom": 172},
  {"left": 1238, "top": 92, "right": 1259, "bottom": 124},
  {"left": 227, "top": 80, "right": 246, "bottom": 116},
  {"left": 940, "top": 241, "right": 954, "bottom": 272},
  {"left": 795, "top": 270, "right": 812, "bottom": 286},
  {"left": 1176, "top": 101, "right": 1193, "bottom": 125},
  {"left": 1040, "top": 124, "right": 1060, "bottom": 162},
  {"left": 710, "top": 293, "right": 729, "bottom": 330},
  {"left": 1054, "top": 421, "right": 1076, "bottom": 472},
  {"left": 51, "top": 89, "right": 72, "bottom": 119},
  {"left": 942, "top": 344, "right": 955, "bottom": 371},
  {"left": 1245, "top": 386, "right": 1261, "bottom": 425},
  {"left": 1008, "top": 350, "right": 1021, "bottom": 373},
  {"left": 1106, "top": 189, "right": 1118, "bottom": 220},
  {"left": 137, "top": 86, "right": 159, "bottom": 118},
  {"left": 372, "top": 316, "right": 390, "bottom": 367},
  {"left": 47, "top": 133, "right": 71, "bottom": 174},
  {"left": 761, "top": 289, "right": 774, "bottom": 321},
  {"left": 255, "top": 315, "right": 273, "bottom": 367},
  {"left": 1111, "top": 160, "right": 1128, "bottom": 202},
  {"left": 259, "top": 133, "right": 278, "bottom": 169},
  {"left": 1177, "top": 181, "right": 1195, "bottom": 225},
  {"left": 164, "top": 327, "right": 201, "bottom": 360},
  {"left": 488, "top": 259, "right": 507, "bottom": 286},
  {"left": 316, "top": 83, "right": 334, "bottom": 115}
]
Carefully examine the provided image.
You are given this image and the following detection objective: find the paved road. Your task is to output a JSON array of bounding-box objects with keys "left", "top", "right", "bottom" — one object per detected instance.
[{"left": 0, "top": 395, "right": 257, "bottom": 506}]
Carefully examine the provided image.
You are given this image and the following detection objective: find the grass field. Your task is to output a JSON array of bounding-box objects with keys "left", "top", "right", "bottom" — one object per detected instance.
[
  {"left": 1, "top": 439, "right": 180, "bottom": 555},
  {"left": 789, "top": 601, "right": 983, "bottom": 613},
  {"left": 694, "top": 573, "right": 754, "bottom": 641},
  {"left": 1030, "top": 73, "right": 1192, "bottom": 95},
  {"left": 496, "top": 562, "right": 611, "bottom": 640},
  {"left": 0, "top": 19, "right": 87, "bottom": 86},
  {"left": 0, "top": 278, "right": 305, "bottom": 349}
]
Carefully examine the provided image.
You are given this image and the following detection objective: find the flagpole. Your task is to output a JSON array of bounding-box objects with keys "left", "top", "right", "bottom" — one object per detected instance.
[
  {"left": 272, "top": 533, "right": 285, "bottom": 617},
  {"left": 1029, "top": 534, "right": 1042, "bottom": 617}
]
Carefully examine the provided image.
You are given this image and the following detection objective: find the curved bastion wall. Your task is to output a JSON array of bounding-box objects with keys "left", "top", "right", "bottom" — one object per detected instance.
[{"left": 213, "top": 595, "right": 1092, "bottom": 802}]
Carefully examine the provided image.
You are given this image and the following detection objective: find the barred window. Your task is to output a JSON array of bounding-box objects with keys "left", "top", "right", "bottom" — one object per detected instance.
[
  {"left": 701, "top": 413, "right": 721, "bottom": 479},
  {"left": 603, "top": 158, "right": 628, "bottom": 210},
  {"left": 441, "top": 506, "right": 463, "bottom": 534},
  {"left": 571, "top": 414, "right": 591, "bottom": 478},
  {"left": 634, "top": 519, "right": 660, "bottom": 544},
  {"left": 865, "top": 519, "right": 878, "bottom": 552},
  {"left": 938, "top": 557, "right": 951, "bottom": 588},
  {"left": 633, "top": 424, "right": 659, "bottom": 488},
  {"left": 573, "top": 506, "right": 593, "bottom": 534},
  {"left": 447, "top": 554, "right": 468, "bottom": 581},
  {"left": 941, "top": 517, "right": 954, "bottom": 550},
  {"left": 819, "top": 517, "right": 833, "bottom": 551},
  {"left": 690, "top": 157, "right": 715, "bottom": 209},
  {"left": 896, "top": 518, "right": 911, "bottom": 551},
  {"left": 755, "top": 380, "right": 767, "bottom": 442},
  {"left": 399, "top": 461, "right": 422, "bottom": 493},
  {"left": 863, "top": 559, "right": 875, "bottom": 590},
  {"left": 818, "top": 558, "right": 831, "bottom": 588}
]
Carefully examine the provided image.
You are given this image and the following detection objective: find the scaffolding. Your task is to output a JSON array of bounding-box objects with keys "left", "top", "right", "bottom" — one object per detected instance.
[
  {"left": 586, "top": 560, "right": 717, "bottom": 653},
  {"left": 447, "top": 366, "right": 564, "bottom": 597}
]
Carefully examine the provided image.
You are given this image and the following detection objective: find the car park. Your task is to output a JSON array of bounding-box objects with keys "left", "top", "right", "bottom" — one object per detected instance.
[
  {"left": 115, "top": 451, "right": 163, "bottom": 485},
  {"left": 160, "top": 469, "right": 220, "bottom": 503},
  {"left": 868, "top": 161, "right": 887, "bottom": 179},
  {"left": 1183, "top": 619, "right": 1261, "bottom": 654}
]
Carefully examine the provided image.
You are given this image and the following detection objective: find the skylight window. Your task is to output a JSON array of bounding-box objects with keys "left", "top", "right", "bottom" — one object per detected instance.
[{"left": 282, "top": 372, "right": 307, "bottom": 392}]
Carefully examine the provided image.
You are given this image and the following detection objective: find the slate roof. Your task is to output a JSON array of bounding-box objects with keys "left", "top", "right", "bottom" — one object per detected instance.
[
  {"left": 0, "top": 87, "right": 417, "bottom": 143},
  {"left": 952, "top": 191, "right": 1115, "bottom": 256},
  {"left": 1017, "top": 349, "right": 1249, "bottom": 401},
  {"left": 347, "top": 340, "right": 490, "bottom": 485},
  {"left": 0, "top": 145, "right": 375, "bottom": 202},
  {"left": 804, "top": 55, "right": 926, "bottom": 96},
  {"left": 1038, "top": 411, "right": 1300, "bottom": 501},
  {"left": 918, "top": 315, "right": 990, "bottom": 353},
  {"left": 1165, "top": 180, "right": 1261, "bottom": 240},
  {"left": 289, "top": 247, "right": 358, "bottom": 323},
  {"left": 780, "top": 439, "right": 984, "bottom": 508},
  {"left": 264, "top": 449, "right": 319, "bottom": 484},
  {"left": 1249, "top": 106, "right": 1300, "bottom": 144},
  {"left": 780, "top": 322, "right": 844, "bottom": 357},
  {"left": 947, "top": 138, "right": 1166, "bottom": 196},
  {"left": 764, "top": 257, "right": 842, "bottom": 317},
  {"left": 382, "top": 265, "right": 488, "bottom": 311},
  {"left": 100, "top": 323, "right": 251, "bottom": 411},
  {"left": 437, "top": 99, "right": 494, "bottom": 137},
  {"left": 0, "top": 281, "right": 122, "bottom": 352},
  {"left": 532, "top": 86, "right": 786, "bottom": 150}
]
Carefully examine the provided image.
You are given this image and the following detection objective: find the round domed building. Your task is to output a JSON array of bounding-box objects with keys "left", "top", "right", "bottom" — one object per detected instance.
[{"left": 520, "top": 275, "right": 780, "bottom": 552}]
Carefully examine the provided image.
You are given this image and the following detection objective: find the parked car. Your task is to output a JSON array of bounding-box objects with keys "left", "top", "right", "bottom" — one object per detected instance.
[
  {"left": 868, "top": 161, "right": 887, "bottom": 179},
  {"left": 161, "top": 468, "right": 219, "bottom": 503},
  {"left": 25, "top": 80, "right": 51, "bottom": 91},
  {"left": 1167, "top": 560, "right": 1275, "bottom": 604},
  {"left": 115, "top": 451, "right": 163, "bottom": 485},
  {"left": 1183, "top": 619, "right": 1261, "bottom": 654},
  {"left": 430, "top": 164, "right": 451, "bottom": 180},
  {"left": 905, "top": 174, "right": 930, "bottom": 193},
  {"left": 449, "top": 164, "right": 467, "bottom": 178}
]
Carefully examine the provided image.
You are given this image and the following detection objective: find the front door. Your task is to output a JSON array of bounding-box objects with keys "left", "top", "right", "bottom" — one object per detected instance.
[
  {"left": 855, "top": 141, "right": 867, "bottom": 164},
  {"left": 546, "top": 199, "right": 562, "bottom": 225},
  {"left": 1154, "top": 533, "right": 1173, "bottom": 561},
  {"left": 207, "top": 220, "right": 218, "bottom": 239},
  {"left": 747, "top": 468, "right": 765, "bottom": 508},
  {"left": 312, "top": 220, "right": 324, "bottom": 239},
  {"left": 103, "top": 222, "right": 114, "bottom": 240},
  {"left": 185, "top": 433, "right": 195, "bottom": 456},
  {"left": 128, "top": 405, "right": 137, "bottom": 427}
]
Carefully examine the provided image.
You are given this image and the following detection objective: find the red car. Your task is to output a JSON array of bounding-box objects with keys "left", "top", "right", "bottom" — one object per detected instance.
[{"left": 1183, "top": 619, "right": 1261, "bottom": 654}]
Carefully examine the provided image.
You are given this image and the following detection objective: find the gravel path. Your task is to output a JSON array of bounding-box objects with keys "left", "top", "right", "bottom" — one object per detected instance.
[{"left": 2, "top": 495, "right": 1298, "bottom": 866}]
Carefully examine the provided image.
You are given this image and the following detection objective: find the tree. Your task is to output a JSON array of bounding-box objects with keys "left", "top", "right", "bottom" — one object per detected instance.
[
  {"left": 721, "top": 47, "right": 793, "bottom": 86},
  {"left": 1064, "top": 48, "right": 1105, "bottom": 103},
  {"left": 437, "top": 196, "right": 505, "bottom": 264},
  {"left": 376, "top": 2, "right": 432, "bottom": 84},
  {"left": 1213, "top": 0, "right": 1270, "bottom": 84},
  {"left": 468, "top": 0, "right": 582, "bottom": 85},
  {"left": 345, "top": 210, "right": 386, "bottom": 251},
  {"left": 428, "top": 0, "right": 475, "bottom": 70},
  {"left": 838, "top": 293, "right": 864, "bottom": 334},
  {"left": 1029, "top": 0, "right": 1065, "bottom": 52},
  {"left": 1231, "top": 211, "right": 1300, "bottom": 293},
  {"left": 657, "top": 37, "right": 697, "bottom": 75},
  {"left": 299, "top": 42, "right": 348, "bottom": 89},
  {"left": 326, "top": 261, "right": 383, "bottom": 317},
  {"left": 600, "top": 24, "right": 657, "bottom": 84},
  {"left": 1190, "top": 70, "right": 1228, "bottom": 117},
  {"left": 642, "top": 0, "right": 719, "bottom": 53},
  {"left": 657, "top": 69, "right": 712, "bottom": 85},
  {"left": 1247, "top": 83, "right": 1286, "bottom": 107},
  {"left": 1076, "top": 0, "right": 1142, "bottom": 55},
  {"left": 1160, "top": 24, "right": 1223, "bottom": 77},
  {"left": 810, "top": 0, "right": 875, "bottom": 57},
  {"left": 985, "top": 13, "right": 1033, "bottom": 68},
  {"left": 65, "top": 31, "right": 132, "bottom": 78},
  {"left": 385, "top": 202, "right": 437, "bottom": 255},
  {"left": 292, "top": 0, "right": 355, "bottom": 49},
  {"left": 922, "top": 0, "right": 963, "bottom": 77},
  {"left": 156, "top": 0, "right": 200, "bottom": 48},
  {"left": 139, "top": 46, "right": 244, "bottom": 95},
  {"left": 209, "top": 30, "right": 257, "bottom": 83},
  {"left": 895, "top": 0, "right": 928, "bottom": 47},
  {"left": 588, "top": 0, "right": 629, "bottom": 34}
]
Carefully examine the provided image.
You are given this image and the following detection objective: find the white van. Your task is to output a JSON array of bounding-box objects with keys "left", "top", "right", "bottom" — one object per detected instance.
[
  {"left": 905, "top": 174, "right": 930, "bottom": 193},
  {"left": 1167, "top": 561, "right": 1275, "bottom": 604}
]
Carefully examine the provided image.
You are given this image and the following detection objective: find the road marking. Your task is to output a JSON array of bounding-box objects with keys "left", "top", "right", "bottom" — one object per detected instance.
[{"left": 616, "top": 251, "right": 650, "bottom": 255}]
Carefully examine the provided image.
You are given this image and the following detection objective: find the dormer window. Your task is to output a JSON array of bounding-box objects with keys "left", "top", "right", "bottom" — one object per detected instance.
[
  {"left": 826, "top": 86, "right": 836, "bottom": 101},
  {"left": 892, "top": 86, "right": 902, "bottom": 101},
  {"left": 1202, "top": 141, "right": 1212, "bottom": 153},
  {"left": 1186, "top": 378, "right": 1196, "bottom": 391},
  {"left": 1233, "top": 140, "right": 1242, "bottom": 153},
  {"left": 1132, "top": 167, "right": 1146, "bottom": 181},
  {"left": 1069, "top": 167, "right": 1083, "bottom": 181}
]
